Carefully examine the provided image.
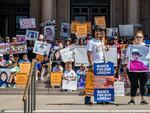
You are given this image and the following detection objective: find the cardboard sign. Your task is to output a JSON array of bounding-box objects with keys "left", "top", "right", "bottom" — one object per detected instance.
[
  {"left": 84, "top": 71, "right": 94, "bottom": 96},
  {"left": 94, "top": 16, "right": 106, "bottom": 28},
  {"left": 19, "top": 18, "right": 36, "bottom": 29},
  {"left": 50, "top": 72, "right": 63, "bottom": 86},
  {"left": 16, "top": 73, "right": 28, "bottom": 85},
  {"left": 76, "top": 23, "right": 87, "bottom": 37},
  {"left": 19, "top": 63, "right": 31, "bottom": 74},
  {"left": 71, "top": 21, "right": 80, "bottom": 33}
]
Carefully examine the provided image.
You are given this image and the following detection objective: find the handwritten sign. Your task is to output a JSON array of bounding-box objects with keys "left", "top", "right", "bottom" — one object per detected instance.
[
  {"left": 76, "top": 23, "right": 87, "bottom": 37},
  {"left": 50, "top": 72, "right": 63, "bottom": 86},
  {"left": 94, "top": 16, "right": 106, "bottom": 28}
]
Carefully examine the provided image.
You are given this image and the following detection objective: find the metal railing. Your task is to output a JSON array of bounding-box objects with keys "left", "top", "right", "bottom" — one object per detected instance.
[{"left": 23, "top": 59, "right": 37, "bottom": 113}]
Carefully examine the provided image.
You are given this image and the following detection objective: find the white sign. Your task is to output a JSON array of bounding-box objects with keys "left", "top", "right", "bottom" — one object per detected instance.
[
  {"left": 75, "top": 46, "right": 89, "bottom": 66},
  {"left": 104, "top": 46, "right": 117, "bottom": 66},
  {"left": 114, "top": 81, "right": 125, "bottom": 96},
  {"left": 106, "top": 28, "right": 118, "bottom": 38},
  {"left": 62, "top": 79, "right": 77, "bottom": 90},
  {"left": 61, "top": 23, "right": 70, "bottom": 37},
  {"left": 33, "top": 41, "right": 51, "bottom": 55},
  {"left": 59, "top": 47, "right": 74, "bottom": 63},
  {"left": 19, "top": 18, "right": 36, "bottom": 29},
  {"left": 119, "top": 25, "right": 133, "bottom": 36}
]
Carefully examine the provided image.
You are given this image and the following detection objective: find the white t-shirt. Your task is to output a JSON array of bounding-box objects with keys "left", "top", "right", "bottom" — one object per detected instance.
[
  {"left": 63, "top": 70, "right": 76, "bottom": 78},
  {"left": 87, "top": 38, "right": 104, "bottom": 63}
]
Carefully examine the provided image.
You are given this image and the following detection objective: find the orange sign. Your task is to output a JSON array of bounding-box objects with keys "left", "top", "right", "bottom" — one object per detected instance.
[
  {"left": 36, "top": 54, "right": 43, "bottom": 62},
  {"left": 94, "top": 16, "right": 106, "bottom": 28},
  {"left": 76, "top": 23, "right": 88, "bottom": 37},
  {"left": 71, "top": 21, "right": 80, "bottom": 33},
  {"left": 84, "top": 71, "right": 94, "bottom": 96},
  {"left": 19, "top": 63, "right": 31, "bottom": 74},
  {"left": 84, "top": 21, "right": 91, "bottom": 33},
  {"left": 50, "top": 72, "right": 63, "bottom": 86},
  {"left": 16, "top": 73, "right": 28, "bottom": 85}
]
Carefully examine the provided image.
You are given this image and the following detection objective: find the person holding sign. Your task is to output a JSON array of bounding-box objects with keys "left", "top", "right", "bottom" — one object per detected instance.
[
  {"left": 85, "top": 26, "right": 106, "bottom": 105},
  {"left": 126, "top": 31, "right": 149, "bottom": 105}
]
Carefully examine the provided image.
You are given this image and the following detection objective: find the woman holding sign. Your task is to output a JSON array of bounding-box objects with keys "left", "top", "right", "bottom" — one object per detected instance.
[
  {"left": 126, "top": 31, "right": 149, "bottom": 105},
  {"left": 85, "top": 25, "right": 106, "bottom": 105}
]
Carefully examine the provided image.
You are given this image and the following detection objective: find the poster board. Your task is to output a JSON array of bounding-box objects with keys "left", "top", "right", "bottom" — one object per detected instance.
[
  {"left": 26, "top": 30, "right": 39, "bottom": 40},
  {"left": 106, "top": 28, "right": 118, "bottom": 38},
  {"left": 16, "top": 35, "right": 26, "bottom": 42},
  {"left": 114, "top": 81, "right": 125, "bottom": 96},
  {"left": 44, "top": 25, "right": 55, "bottom": 41},
  {"left": 119, "top": 25, "right": 134, "bottom": 36},
  {"left": 71, "top": 21, "right": 80, "bottom": 33},
  {"left": 19, "top": 18, "right": 36, "bottom": 29},
  {"left": 19, "top": 63, "right": 31, "bottom": 74},
  {"left": 76, "top": 23, "right": 87, "bottom": 37},
  {"left": 60, "top": 23, "right": 70, "bottom": 37},
  {"left": 50, "top": 72, "right": 63, "bottom": 86},
  {"left": 16, "top": 73, "right": 28, "bottom": 85},
  {"left": 62, "top": 79, "right": 77, "bottom": 90},
  {"left": 94, "top": 16, "right": 106, "bottom": 28}
]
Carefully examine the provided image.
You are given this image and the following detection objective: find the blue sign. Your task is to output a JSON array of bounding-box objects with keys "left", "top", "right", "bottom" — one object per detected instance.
[
  {"left": 94, "top": 88, "right": 114, "bottom": 102},
  {"left": 94, "top": 62, "right": 114, "bottom": 76}
]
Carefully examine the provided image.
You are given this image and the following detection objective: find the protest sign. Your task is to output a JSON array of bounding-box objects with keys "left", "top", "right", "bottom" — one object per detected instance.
[
  {"left": 94, "top": 62, "right": 115, "bottom": 102},
  {"left": 16, "top": 35, "right": 26, "bottom": 42},
  {"left": 114, "top": 81, "right": 125, "bottom": 96},
  {"left": 16, "top": 73, "right": 28, "bottom": 85},
  {"left": 104, "top": 46, "right": 117, "bottom": 66},
  {"left": 75, "top": 46, "right": 89, "bottom": 66},
  {"left": 10, "top": 42, "right": 27, "bottom": 54},
  {"left": 71, "top": 21, "right": 80, "bottom": 33},
  {"left": 84, "top": 71, "right": 94, "bottom": 96},
  {"left": 0, "top": 43, "right": 9, "bottom": 55},
  {"left": 33, "top": 41, "right": 51, "bottom": 55},
  {"left": 61, "top": 23, "right": 70, "bottom": 37},
  {"left": 119, "top": 25, "right": 134, "bottom": 36},
  {"left": 50, "top": 72, "right": 63, "bottom": 86},
  {"left": 84, "top": 21, "right": 91, "bottom": 33},
  {"left": 19, "top": 63, "right": 31, "bottom": 74},
  {"left": 0, "top": 69, "right": 11, "bottom": 87},
  {"left": 36, "top": 54, "right": 43, "bottom": 62},
  {"left": 106, "top": 28, "right": 118, "bottom": 38},
  {"left": 59, "top": 47, "right": 74, "bottom": 63},
  {"left": 76, "top": 23, "right": 87, "bottom": 37},
  {"left": 19, "top": 18, "right": 36, "bottom": 29},
  {"left": 44, "top": 25, "right": 55, "bottom": 41},
  {"left": 26, "top": 30, "right": 39, "bottom": 40},
  {"left": 62, "top": 79, "right": 77, "bottom": 90},
  {"left": 94, "top": 16, "right": 106, "bottom": 28},
  {"left": 77, "top": 74, "right": 86, "bottom": 89},
  {"left": 129, "top": 45, "right": 150, "bottom": 72}
]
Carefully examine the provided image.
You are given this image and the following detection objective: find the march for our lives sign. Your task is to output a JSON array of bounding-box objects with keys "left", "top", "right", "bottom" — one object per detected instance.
[{"left": 94, "top": 62, "right": 115, "bottom": 102}]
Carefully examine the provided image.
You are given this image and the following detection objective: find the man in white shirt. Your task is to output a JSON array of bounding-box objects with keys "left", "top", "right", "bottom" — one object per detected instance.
[{"left": 85, "top": 26, "right": 105, "bottom": 105}]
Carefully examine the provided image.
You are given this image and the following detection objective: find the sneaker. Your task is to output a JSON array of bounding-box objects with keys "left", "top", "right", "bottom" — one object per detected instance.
[
  {"left": 140, "top": 100, "right": 149, "bottom": 105},
  {"left": 128, "top": 100, "right": 135, "bottom": 105}
]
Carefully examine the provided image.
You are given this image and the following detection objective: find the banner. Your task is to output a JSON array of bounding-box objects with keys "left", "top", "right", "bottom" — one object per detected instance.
[
  {"left": 19, "top": 63, "right": 31, "bottom": 74},
  {"left": 16, "top": 73, "right": 28, "bottom": 85},
  {"left": 44, "top": 25, "right": 55, "bottom": 41},
  {"left": 71, "top": 21, "right": 80, "bottom": 33},
  {"left": 114, "top": 81, "right": 125, "bottom": 96},
  {"left": 62, "top": 79, "right": 77, "bottom": 90},
  {"left": 60, "top": 23, "right": 70, "bottom": 37},
  {"left": 94, "top": 63, "right": 114, "bottom": 102},
  {"left": 106, "top": 28, "right": 118, "bottom": 38},
  {"left": 94, "top": 16, "right": 106, "bottom": 28},
  {"left": 59, "top": 47, "right": 74, "bottom": 63},
  {"left": 119, "top": 25, "right": 134, "bottom": 36},
  {"left": 129, "top": 45, "right": 150, "bottom": 72},
  {"left": 104, "top": 46, "right": 117, "bottom": 66},
  {"left": 76, "top": 23, "right": 87, "bottom": 37},
  {"left": 16, "top": 35, "right": 26, "bottom": 42},
  {"left": 50, "top": 72, "right": 62, "bottom": 86},
  {"left": 84, "top": 71, "right": 94, "bottom": 96},
  {"left": 33, "top": 41, "right": 51, "bottom": 55},
  {"left": 75, "top": 46, "right": 89, "bottom": 66},
  {"left": 26, "top": 30, "right": 39, "bottom": 40},
  {"left": 19, "top": 18, "right": 36, "bottom": 29}
]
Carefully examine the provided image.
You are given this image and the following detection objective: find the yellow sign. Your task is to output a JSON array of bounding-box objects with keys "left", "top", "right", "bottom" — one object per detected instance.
[
  {"left": 71, "top": 21, "right": 80, "bottom": 33},
  {"left": 76, "top": 23, "right": 88, "bottom": 37},
  {"left": 19, "top": 63, "right": 31, "bottom": 74},
  {"left": 36, "top": 54, "right": 43, "bottom": 62},
  {"left": 84, "top": 71, "right": 94, "bottom": 96},
  {"left": 50, "top": 72, "right": 63, "bottom": 86},
  {"left": 16, "top": 73, "right": 28, "bottom": 85},
  {"left": 94, "top": 16, "right": 106, "bottom": 28}
]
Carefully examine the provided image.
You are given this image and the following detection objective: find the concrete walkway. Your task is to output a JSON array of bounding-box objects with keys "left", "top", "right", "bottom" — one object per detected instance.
[{"left": 0, "top": 95, "right": 150, "bottom": 113}]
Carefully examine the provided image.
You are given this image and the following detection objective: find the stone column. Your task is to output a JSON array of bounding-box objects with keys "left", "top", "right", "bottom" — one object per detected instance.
[
  {"left": 41, "top": 0, "right": 56, "bottom": 22},
  {"left": 127, "top": 0, "right": 139, "bottom": 24}
]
